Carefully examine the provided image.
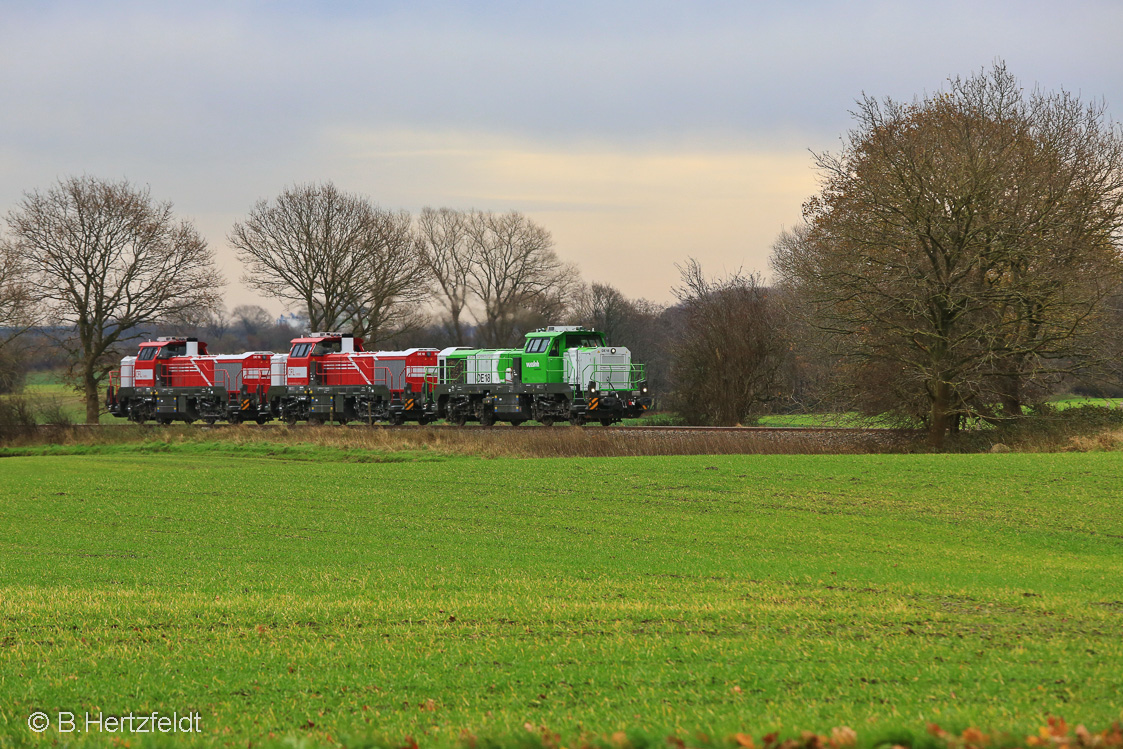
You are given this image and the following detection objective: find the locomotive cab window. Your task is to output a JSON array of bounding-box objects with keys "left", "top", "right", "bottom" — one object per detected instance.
[
  {"left": 290, "top": 343, "right": 313, "bottom": 357},
  {"left": 524, "top": 338, "right": 549, "bottom": 354},
  {"left": 138, "top": 347, "right": 158, "bottom": 361},
  {"left": 157, "top": 343, "right": 185, "bottom": 359},
  {"left": 565, "top": 334, "right": 603, "bottom": 349},
  {"left": 312, "top": 340, "right": 341, "bottom": 355}
]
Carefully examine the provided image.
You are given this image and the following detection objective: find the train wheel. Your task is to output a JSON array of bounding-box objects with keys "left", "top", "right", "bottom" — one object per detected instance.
[
  {"left": 284, "top": 413, "right": 298, "bottom": 426},
  {"left": 453, "top": 415, "right": 467, "bottom": 427},
  {"left": 203, "top": 417, "right": 217, "bottom": 425},
  {"left": 480, "top": 411, "right": 495, "bottom": 427},
  {"left": 570, "top": 415, "right": 586, "bottom": 427},
  {"left": 600, "top": 418, "right": 613, "bottom": 426},
  {"left": 538, "top": 417, "right": 554, "bottom": 427},
  {"left": 307, "top": 416, "right": 324, "bottom": 426},
  {"left": 156, "top": 417, "right": 172, "bottom": 426},
  {"left": 389, "top": 413, "right": 405, "bottom": 426},
  {"left": 510, "top": 420, "right": 524, "bottom": 427},
  {"left": 256, "top": 416, "right": 269, "bottom": 425}
]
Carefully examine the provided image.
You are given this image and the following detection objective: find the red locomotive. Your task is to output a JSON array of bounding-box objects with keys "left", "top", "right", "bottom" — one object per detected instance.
[{"left": 108, "top": 333, "right": 439, "bottom": 425}]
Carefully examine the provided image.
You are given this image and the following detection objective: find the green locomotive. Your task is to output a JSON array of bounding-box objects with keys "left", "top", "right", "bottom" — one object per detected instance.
[{"left": 430, "top": 326, "right": 651, "bottom": 426}]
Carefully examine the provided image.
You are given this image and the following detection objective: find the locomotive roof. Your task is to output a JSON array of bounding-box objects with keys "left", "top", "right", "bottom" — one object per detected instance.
[
  {"left": 525, "top": 327, "right": 601, "bottom": 338},
  {"left": 289, "top": 334, "right": 363, "bottom": 344}
]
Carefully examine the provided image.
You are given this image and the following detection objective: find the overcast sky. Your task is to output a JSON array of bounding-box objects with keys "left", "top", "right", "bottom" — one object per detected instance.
[{"left": 3, "top": 0, "right": 1122, "bottom": 314}]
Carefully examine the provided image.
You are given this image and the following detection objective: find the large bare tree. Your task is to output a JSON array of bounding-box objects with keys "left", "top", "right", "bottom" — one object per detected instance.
[
  {"left": 6, "top": 177, "right": 222, "bottom": 423},
  {"left": 0, "top": 237, "right": 40, "bottom": 393},
  {"left": 345, "top": 208, "right": 429, "bottom": 347},
  {"left": 416, "top": 207, "right": 474, "bottom": 345},
  {"left": 0, "top": 236, "right": 38, "bottom": 346},
  {"left": 232, "top": 183, "right": 427, "bottom": 345},
  {"left": 465, "top": 210, "right": 574, "bottom": 346},
  {"left": 772, "top": 63, "right": 1123, "bottom": 445},
  {"left": 231, "top": 183, "right": 369, "bottom": 333}
]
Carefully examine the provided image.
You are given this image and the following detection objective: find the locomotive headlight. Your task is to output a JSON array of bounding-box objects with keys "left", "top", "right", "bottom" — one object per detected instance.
[
  {"left": 589, "top": 381, "right": 598, "bottom": 393},
  {"left": 610, "top": 347, "right": 617, "bottom": 354}
]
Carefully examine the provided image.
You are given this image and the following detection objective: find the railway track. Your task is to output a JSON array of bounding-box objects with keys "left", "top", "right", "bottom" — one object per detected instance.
[{"left": 28, "top": 422, "right": 913, "bottom": 433}]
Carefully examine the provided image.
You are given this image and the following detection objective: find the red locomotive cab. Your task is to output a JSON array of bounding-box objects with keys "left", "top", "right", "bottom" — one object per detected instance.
[
  {"left": 286, "top": 333, "right": 368, "bottom": 387},
  {"left": 134, "top": 338, "right": 211, "bottom": 388}
]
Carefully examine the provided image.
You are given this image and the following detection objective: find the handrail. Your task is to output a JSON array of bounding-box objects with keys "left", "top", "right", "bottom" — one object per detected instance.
[
  {"left": 406, "top": 365, "right": 440, "bottom": 384},
  {"left": 158, "top": 360, "right": 215, "bottom": 388},
  {"left": 574, "top": 362, "right": 646, "bottom": 391},
  {"left": 318, "top": 357, "right": 372, "bottom": 385},
  {"left": 314, "top": 360, "right": 395, "bottom": 389}
]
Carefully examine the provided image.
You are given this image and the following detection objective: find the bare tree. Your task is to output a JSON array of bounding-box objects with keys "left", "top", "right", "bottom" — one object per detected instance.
[
  {"left": 0, "top": 237, "right": 37, "bottom": 347},
  {"left": 570, "top": 282, "right": 633, "bottom": 344},
  {"left": 6, "top": 177, "right": 222, "bottom": 423},
  {"left": 0, "top": 237, "right": 40, "bottom": 393},
  {"left": 772, "top": 63, "right": 1123, "bottom": 446},
  {"left": 346, "top": 208, "right": 430, "bottom": 348},
  {"left": 416, "top": 207, "right": 473, "bottom": 345},
  {"left": 669, "top": 260, "right": 786, "bottom": 425},
  {"left": 465, "top": 210, "right": 574, "bottom": 346},
  {"left": 232, "top": 183, "right": 369, "bottom": 333},
  {"left": 233, "top": 183, "right": 428, "bottom": 345}
]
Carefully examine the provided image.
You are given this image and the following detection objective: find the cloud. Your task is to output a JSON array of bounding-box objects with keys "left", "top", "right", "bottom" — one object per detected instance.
[{"left": 3, "top": 0, "right": 1122, "bottom": 311}]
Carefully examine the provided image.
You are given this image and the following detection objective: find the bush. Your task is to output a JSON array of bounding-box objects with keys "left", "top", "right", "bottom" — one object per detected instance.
[
  {"left": 0, "top": 397, "right": 36, "bottom": 426},
  {"left": 949, "top": 403, "right": 1123, "bottom": 452},
  {"left": 0, "top": 348, "right": 27, "bottom": 395},
  {"left": 35, "top": 400, "right": 74, "bottom": 426}
]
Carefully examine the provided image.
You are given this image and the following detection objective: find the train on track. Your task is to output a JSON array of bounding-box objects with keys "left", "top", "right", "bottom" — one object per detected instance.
[{"left": 105, "top": 326, "right": 652, "bottom": 427}]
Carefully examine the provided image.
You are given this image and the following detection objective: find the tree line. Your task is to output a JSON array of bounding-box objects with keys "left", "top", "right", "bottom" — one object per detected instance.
[{"left": 3, "top": 63, "right": 1122, "bottom": 437}]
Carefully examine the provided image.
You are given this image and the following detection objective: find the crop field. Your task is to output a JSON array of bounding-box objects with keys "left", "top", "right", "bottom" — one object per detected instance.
[{"left": 1, "top": 447, "right": 1122, "bottom": 747}]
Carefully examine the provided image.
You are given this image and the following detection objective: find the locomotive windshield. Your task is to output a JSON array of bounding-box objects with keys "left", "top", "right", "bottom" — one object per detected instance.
[
  {"left": 312, "top": 340, "right": 342, "bottom": 355},
  {"left": 564, "top": 333, "right": 604, "bottom": 348},
  {"left": 524, "top": 338, "right": 549, "bottom": 353},
  {"left": 138, "top": 347, "right": 159, "bottom": 361},
  {"left": 156, "top": 343, "right": 185, "bottom": 359}
]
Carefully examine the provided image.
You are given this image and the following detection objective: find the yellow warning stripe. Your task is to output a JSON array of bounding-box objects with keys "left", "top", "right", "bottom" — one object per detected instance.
[
  {"left": 405, "top": 399, "right": 415, "bottom": 410},
  {"left": 589, "top": 397, "right": 599, "bottom": 410},
  {"left": 241, "top": 399, "right": 251, "bottom": 411}
]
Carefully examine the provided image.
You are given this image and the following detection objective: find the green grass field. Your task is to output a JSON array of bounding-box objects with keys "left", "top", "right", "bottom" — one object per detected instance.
[{"left": 1, "top": 447, "right": 1121, "bottom": 747}]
